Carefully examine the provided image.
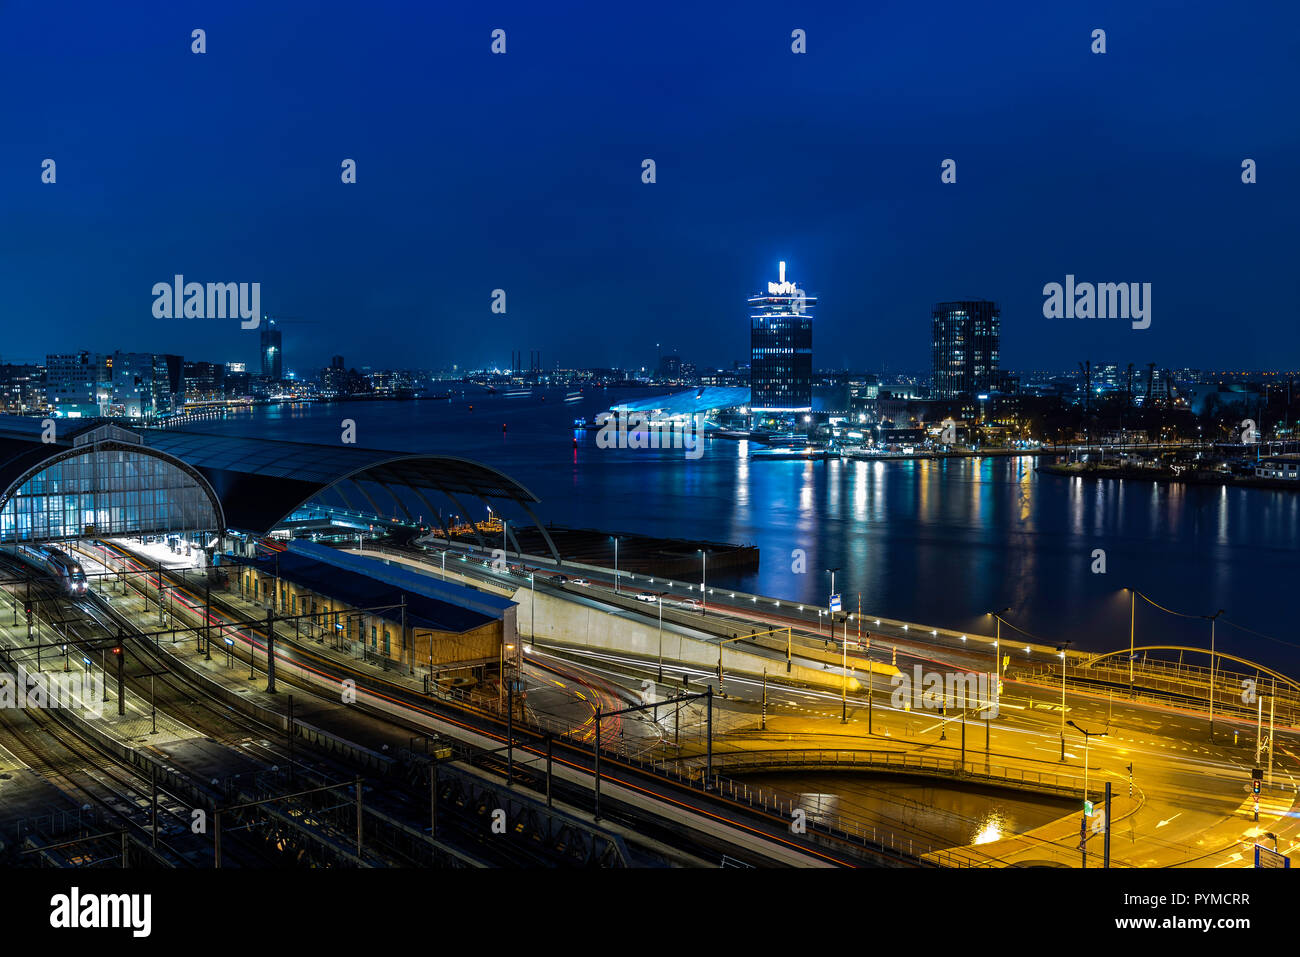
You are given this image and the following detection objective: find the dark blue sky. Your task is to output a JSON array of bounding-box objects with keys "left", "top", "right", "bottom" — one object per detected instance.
[{"left": 2, "top": 1, "right": 1296, "bottom": 375}]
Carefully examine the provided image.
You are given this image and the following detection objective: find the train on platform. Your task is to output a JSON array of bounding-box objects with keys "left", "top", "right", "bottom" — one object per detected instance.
[{"left": 12, "top": 544, "right": 89, "bottom": 595}]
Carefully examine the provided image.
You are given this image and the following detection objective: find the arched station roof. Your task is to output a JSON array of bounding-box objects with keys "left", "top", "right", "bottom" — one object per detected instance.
[{"left": 0, "top": 416, "right": 553, "bottom": 554}]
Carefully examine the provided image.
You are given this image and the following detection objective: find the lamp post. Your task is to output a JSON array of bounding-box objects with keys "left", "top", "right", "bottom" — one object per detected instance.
[
  {"left": 1067, "top": 720, "right": 1108, "bottom": 803},
  {"left": 498, "top": 641, "right": 515, "bottom": 712},
  {"left": 657, "top": 596, "right": 664, "bottom": 682},
  {"left": 990, "top": 606, "right": 1010, "bottom": 684},
  {"left": 1206, "top": 609, "right": 1225, "bottom": 739},
  {"left": 1067, "top": 720, "right": 1107, "bottom": 868},
  {"left": 826, "top": 567, "right": 840, "bottom": 610},
  {"left": 839, "top": 614, "right": 849, "bottom": 724},
  {"left": 613, "top": 536, "right": 620, "bottom": 594},
  {"left": 1058, "top": 641, "right": 1071, "bottom": 761},
  {"left": 1126, "top": 586, "right": 1136, "bottom": 697},
  {"left": 698, "top": 549, "right": 707, "bottom": 615},
  {"left": 990, "top": 607, "right": 1010, "bottom": 743}
]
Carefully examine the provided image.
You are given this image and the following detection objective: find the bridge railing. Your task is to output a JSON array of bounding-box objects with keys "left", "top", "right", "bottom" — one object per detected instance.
[
  {"left": 399, "top": 539, "right": 1066, "bottom": 661},
  {"left": 664, "top": 748, "right": 1084, "bottom": 795},
  {"left": 1016, "top": 663, "right": 1300, "bottom": 728}
]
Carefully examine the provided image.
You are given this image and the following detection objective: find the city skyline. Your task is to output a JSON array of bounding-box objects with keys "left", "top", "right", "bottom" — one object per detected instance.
[
  {"left": 3, "top": 3, "right": 1297, "bottom": 373},
  {"left": 0, "top": 0, "right": 1297, "bottom": 896}
]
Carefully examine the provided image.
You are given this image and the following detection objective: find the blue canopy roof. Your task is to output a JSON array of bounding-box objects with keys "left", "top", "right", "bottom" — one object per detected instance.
[{"left": 244, "top": 540, "right": 515, "bottom": 632}]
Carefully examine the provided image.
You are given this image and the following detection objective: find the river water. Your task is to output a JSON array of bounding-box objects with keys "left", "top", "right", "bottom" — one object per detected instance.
[{"left": 189, "top": 388, "right": 1300, "bottom": 674}]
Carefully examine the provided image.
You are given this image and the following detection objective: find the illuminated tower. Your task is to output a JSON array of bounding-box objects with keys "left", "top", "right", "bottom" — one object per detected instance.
[
  {"left": 749, "top": 261, "right": 815, "bottom": 413},
  {"left": 260, "top": 320, "right": 283, "bottom": 381}
]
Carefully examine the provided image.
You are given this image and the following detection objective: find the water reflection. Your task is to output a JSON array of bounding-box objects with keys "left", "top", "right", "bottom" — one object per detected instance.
[
  {"left": 972, "top": 810, "right": 1006, "bottom": 845},
  {"left": 200, "top": 398, "right": 1300, "bottom": 670},
  {"left": 745, "top": 773, "right": 1074, "bottom": 852}
]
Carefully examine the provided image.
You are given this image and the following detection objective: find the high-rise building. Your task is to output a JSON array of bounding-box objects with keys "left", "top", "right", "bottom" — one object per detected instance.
[
  {"left": 45, "top": 352, "right": 110, "bottom": 417},
  {"left": 320, "top": 356, "right": 349, "bottom": 395},
  {"left": 657, "top": 353, "right": 682, "bottom": 379},
  {"left": 224, "top": 361, "right": 251, "bottom": 397},
  {"left": 931, "top": 300, "right": 1000, "bottom": 399},
  {"left": 110, "top": 352, "right": 163, "bottom": 418},
  {"left": 182, "top": 361, "right": 226, "bottom": 402},
  {"left": 0, "top": 364, "right": 44, "bottom": 414},
  {"left": 260, "top": 321, "right": 283, "bottom": 380},
  {"left": 749, "top": 261, "right": 815, "bottom": 413}
]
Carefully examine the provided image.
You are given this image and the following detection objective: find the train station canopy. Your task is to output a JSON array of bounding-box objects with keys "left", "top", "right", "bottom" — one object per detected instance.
[
  {"left": 239, "top": 540, "right": 515, "bottom": 633},
  {"left": 0, "top": 416, "right": 551, "bottom": 551}
]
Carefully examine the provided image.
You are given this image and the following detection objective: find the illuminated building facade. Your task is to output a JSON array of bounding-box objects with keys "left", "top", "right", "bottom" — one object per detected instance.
[{"left": 749, "top": 261, "right": 815, "bottom": 413}]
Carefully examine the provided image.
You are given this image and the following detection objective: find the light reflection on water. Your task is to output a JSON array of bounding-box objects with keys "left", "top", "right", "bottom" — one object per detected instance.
[
  {"left": 746, "top": 773, "right": 1074, "bottom": 852},
  {"left": 204, "top": 393, "right": 1300, "bottom": 670}
]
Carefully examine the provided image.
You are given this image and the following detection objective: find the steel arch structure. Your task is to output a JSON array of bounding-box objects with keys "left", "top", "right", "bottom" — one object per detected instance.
[{"left": 1084, "top": 645, "right": 1300, "bottom": 695}]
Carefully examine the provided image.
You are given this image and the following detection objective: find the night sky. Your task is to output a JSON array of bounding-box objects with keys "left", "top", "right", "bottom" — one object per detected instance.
[{"left": 2, "top": 1, "right": 1296, "bottom": 375}]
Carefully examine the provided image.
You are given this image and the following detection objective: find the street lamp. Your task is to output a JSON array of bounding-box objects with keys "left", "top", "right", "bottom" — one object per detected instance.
[
  {"left": 1066, "top": 720, "right": 1108, "bottom": 803},
  {"left": 839, "top": 613, "right": 850, "bottom": 724},
  {"left": 1057, "top": 641, "right": 1071, "bottom": 761},
  {"left": 657, "top": 596, "right": 664, "bottom": 682},
  {"left": 826, "top": 567, "right": 840, "bottom": 610},
  {"left": 697, "top": 548, "right": 707, "bottom": 615},
  {"left": 1125, "top": 586, "right": 1136, "bottom": 697},
  {"left": 612, "top": 536, "right": 620, "bottom": 593},
  {"left": 1205, "top": 608, "right": 1225, "bottom": 739},
  {"left": 1067, "top": 718, "right": 1108, "bottom": 867},
  {"left": 989, "top": 607, "right": 1010, "bottom": 729},
  {"left": 989, "top": 606, "right": 1010, "bottom": 678},
  {"left": 498, "top": 641, "right": 515, "bottom": 711}
]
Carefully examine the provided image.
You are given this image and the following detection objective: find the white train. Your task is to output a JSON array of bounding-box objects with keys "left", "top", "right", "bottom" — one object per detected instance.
[{"left": 14, "top": 544, "right": 89, "bottom": 595}]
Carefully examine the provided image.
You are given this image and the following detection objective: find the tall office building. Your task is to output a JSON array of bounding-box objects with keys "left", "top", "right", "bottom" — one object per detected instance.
[
  {"left": 749, "top": 261, "right": 815, "bottom": 413},
  {"left": 45, "top": 352, "right": 110, "bottom": 417},
  {"left": 109, "top": 352, "right": 157, "bottom": 418},
  {"left": 931, "top": 300, "right": 1000, "bottom": 399},
  {"left": 0, "top": 364, "right": 44, "bottom": 414},
  {"left": 260, "top": 320, "right": 283, "bottom": 380},
  {"left": 182, "top": 361, "right": 226, "bottom": 402}
]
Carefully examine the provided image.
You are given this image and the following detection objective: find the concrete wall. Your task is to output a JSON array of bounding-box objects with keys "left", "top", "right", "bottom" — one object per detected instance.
[
  {"left": 515, "top": 585, "right": 861, "bottom": 693},
  {"left": 358, "top": 550, "right": 884, "bottom": 693}
]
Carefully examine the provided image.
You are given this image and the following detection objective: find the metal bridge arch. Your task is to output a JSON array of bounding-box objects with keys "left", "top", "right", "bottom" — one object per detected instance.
[{"left": 1084, "top": 645, "right": 1300, "bottom": 695}]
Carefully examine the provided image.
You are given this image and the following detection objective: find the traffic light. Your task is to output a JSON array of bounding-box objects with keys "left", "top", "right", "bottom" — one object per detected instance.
[
  {"left": 23, "top": 602, "right": 32, "bottom": 618},
  {"left": 1253, "top": 780, "right": 1261, "bottom": 795}
]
